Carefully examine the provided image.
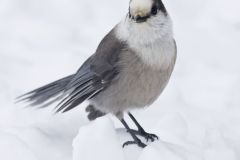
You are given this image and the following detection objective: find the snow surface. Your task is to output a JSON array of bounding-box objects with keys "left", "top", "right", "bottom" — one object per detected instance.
[{"left": 0, "top": 0, "right": 240, "bottom": 160}]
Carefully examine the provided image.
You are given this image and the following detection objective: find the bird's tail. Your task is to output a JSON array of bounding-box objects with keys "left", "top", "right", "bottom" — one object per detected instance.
[{"left": 16, "top": 75, "right": 74, "bottom": 108}]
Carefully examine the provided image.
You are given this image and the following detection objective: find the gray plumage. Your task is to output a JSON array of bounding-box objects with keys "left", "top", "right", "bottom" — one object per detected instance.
[
  {"left": 19, "top": 29, "right": 125, "bottom": 113},
  {"left": 18, "top": 0, "right": 177, "bottom": 147},
  {"left": 91, "top": 38, "right": 176, "bottom": 118},
  {"left": 18, "top": 27, "right": 176, "bottom": 117},
  {"left": 18, "top": 0, "right": 176, "bottom": 121}
]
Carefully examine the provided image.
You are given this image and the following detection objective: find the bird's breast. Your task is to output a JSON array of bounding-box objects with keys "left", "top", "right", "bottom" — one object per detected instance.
[
  {"left": 91, "top": 39, "right": 176, "bottom": 114},
  {"left": 116, "top": 49, "right": 175, "bottom": 108},
  {"left": 131, "top": 38, "right": 176, "bottom": 70}
]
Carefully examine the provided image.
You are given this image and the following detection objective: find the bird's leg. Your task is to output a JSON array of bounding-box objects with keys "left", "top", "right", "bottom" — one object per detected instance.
[
  {"left": 128, "top": 112, "right": 158, "bottom": 142},
  {"left": 120, "top": 118, "right": 146, "bottom": 148}
]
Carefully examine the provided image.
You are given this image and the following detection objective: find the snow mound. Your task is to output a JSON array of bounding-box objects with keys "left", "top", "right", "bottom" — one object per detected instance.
[
  {"left": 139, "top": 142, "right": 200, "bottom": 160},
  {"left": 73, "top": 117, "right": 125, "bottom": 160},
  {"left": 72, "top": 113, "right": 239, "bottom": 160}
]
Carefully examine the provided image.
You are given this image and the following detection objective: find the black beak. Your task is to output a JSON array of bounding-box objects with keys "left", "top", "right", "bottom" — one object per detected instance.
[
  {"left": 129, "top": 13, "right": 150, "bottom": 23},
  {"left": 135, "top": 15, "right": 150, "bottom": 23}
]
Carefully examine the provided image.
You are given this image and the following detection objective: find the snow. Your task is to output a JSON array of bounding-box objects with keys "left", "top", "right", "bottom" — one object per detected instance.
[
  {"left": 0, "top": 0, "right": 240, "bottom": 160},
  {"left": 0, "top": 132, "right": 37, "bottom": 160},
  {"left": 73, "top": 117, "right": 125, "bottom": 160}
]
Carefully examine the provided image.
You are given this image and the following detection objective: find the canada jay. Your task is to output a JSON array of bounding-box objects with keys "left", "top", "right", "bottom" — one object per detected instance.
[{"left": 18, "top": 0, "right": 177, "bottom": 148}]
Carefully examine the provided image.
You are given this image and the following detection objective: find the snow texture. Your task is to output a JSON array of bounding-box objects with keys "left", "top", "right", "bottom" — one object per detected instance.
[
  {"left": 0, "top": 0, "right": 240, "bottom": 160},
  {"left": 73, "top": 117, "right": 125, "bottom": 160}
]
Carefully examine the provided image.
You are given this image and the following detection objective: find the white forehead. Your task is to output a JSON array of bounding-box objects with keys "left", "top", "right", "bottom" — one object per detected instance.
[{"left": 130, "top": 0, "right": 153, "bottom": 12}]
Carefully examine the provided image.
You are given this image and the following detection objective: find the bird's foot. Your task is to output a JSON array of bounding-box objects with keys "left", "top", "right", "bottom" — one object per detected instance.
[
  {"left": 129, "top": 129, "right": 159, "bottom": 142},
  {"left": 122, "top": 139, "right": 147, "bottom": 148},
  {"left": 85, "top": 105, "right": 106, "bottom": 121}
]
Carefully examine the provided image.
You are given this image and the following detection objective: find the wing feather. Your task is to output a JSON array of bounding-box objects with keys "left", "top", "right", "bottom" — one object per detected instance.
[{"left": 55, "top": 29, "right": 126, "bottom": 113}]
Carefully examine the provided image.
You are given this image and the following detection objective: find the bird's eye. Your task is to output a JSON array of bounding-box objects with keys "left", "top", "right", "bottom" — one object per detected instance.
[{"left": 151, "top": 5, "right": 158, "bottom": 15}]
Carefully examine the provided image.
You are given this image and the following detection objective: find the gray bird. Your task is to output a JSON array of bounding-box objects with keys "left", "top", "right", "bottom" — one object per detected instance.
[{"left": 18, "top": 0, "right": 177, "bottom": 148}]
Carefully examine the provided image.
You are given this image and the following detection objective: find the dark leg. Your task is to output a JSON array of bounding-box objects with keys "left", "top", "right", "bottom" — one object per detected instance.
[
  {"left": 128, "top": 112, "right": 158, "bottom": 142},
  {"left": 120, "top": 118, "right": 146, "bottom": 148}
]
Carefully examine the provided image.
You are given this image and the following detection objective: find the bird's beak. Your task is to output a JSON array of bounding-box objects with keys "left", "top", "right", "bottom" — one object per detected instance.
[
  {"left": 135, "top": 15, "right": 150, "bottom": 23},
  {"left": 129, "top": 12, "right": 150, "bottom": 23}
]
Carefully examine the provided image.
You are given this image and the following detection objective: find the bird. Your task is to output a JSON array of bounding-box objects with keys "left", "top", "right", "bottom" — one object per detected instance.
[{"left": 17, "top": 0, "right": 177, "bottom": 148}]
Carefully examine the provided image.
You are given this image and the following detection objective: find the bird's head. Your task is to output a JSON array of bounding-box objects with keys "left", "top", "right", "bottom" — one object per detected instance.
[
  {"left": 128, "top": 0, "right": 167, "bottom": 23},
  {"left": 116, "top": 0, "right": 172, "bottom": 45}
]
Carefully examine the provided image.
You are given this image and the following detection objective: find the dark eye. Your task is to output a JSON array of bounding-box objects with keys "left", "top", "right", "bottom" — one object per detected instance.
[{"left": 151, "top": 5, "right": 158, "bottom": 15}]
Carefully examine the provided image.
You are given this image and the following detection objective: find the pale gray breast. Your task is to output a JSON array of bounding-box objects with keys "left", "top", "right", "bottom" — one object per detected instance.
[{"left": 92, "top": 47, "right": 176, "bottom": 114}]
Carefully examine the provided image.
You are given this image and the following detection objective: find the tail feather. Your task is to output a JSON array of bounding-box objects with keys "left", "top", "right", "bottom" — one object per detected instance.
[{"left": 17, "top": 75, "right": 74, "bottom": 107}]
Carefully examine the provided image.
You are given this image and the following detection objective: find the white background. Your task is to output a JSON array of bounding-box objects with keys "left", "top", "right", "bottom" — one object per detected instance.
[{"left": 0, "top": 0, "right": 240, "bottom": 159}]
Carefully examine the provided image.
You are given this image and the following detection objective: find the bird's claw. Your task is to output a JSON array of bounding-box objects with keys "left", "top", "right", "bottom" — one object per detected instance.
[
  {"left": 122, "top": 139, "right": 146, "bottom": 148},
  {"left": 129, "top": 129, "right": 159, "bottom": 142},
  {"left": 144, "top": 133, "right": 158, "bottom": 142}
]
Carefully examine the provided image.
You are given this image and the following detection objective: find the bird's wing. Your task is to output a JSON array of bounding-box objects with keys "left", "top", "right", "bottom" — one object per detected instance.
[{"left": 56, "top": 29, "right": 126, "bottom": 113}]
